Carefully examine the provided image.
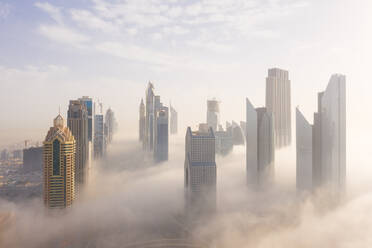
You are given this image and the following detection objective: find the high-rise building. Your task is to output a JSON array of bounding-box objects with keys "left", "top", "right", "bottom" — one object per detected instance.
[
  {"left": 170, "top": 104, "right": 178, "bottom": 135},
  {"left": 78, "top": 96, "right": 94, "bottom": 142},
  {"left": 266, "top": 68, "right": 291, "bottom": 148},
  {"left": 231, "top": 121, "right": 245, "bottom": 145},
  {"left": 43, "top": 114, "right": 75, "bottom": 209},
  {"left": 67, "top": 100, "right": 89, "bottom": 195},
  {"left": 139, "top": 99, "right": 146, "bottom": 142},
  {"left": 145, "top": 82, "right": 155, "bottom": 150},
  {"left": 105, "top": 108, "right": 115, "bottom": 145},
  {"left": 207, "top": 99, "right": 220, "bottom": 132},
  {"left": 184, "top": 125, "right": 216, "bottom": 213},
  {"left": 154, "top": 107, "right": 169, "bottom": 162},
  {"left": 246, "top": 98, "right": 275, "bottom": 188},
  {"left": 296, "top": 108, "right": 313, "bottom": 191},
  {"left": 94, "top": 114, "right": 104, "bottom": 159},
  {"left": 296, "top": 74, "right": 346, "bottom": 193},
  {"left": 23, "top": 146, "right": 43, "bottom": 173}
]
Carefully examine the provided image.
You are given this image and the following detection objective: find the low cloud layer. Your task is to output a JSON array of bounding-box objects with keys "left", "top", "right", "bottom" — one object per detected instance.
[{"left": 0, "top": 137, "right": 371, "bottom": 247}]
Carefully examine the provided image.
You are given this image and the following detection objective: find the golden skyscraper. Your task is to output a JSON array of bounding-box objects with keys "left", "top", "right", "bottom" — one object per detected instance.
[{"left": 43, "top": 114, "right": 76, "bottom": 208}]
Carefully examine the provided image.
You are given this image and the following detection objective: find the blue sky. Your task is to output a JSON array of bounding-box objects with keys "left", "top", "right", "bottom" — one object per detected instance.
[{"left": 0, "top": 0, "right": 371, "bottom": 151}]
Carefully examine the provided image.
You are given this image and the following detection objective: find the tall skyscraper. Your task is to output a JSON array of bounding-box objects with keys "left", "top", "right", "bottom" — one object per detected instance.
[
  {"left": 139, "top": 99, "right": 146, "bottom": 142},
  {"left": 154, "top": 107, "right": 169, "bottom": 162},
  {"left": 207, "top": 99, "right": 220, "bottom": 132},
  {"left": 43, "top": 114, "right": 75, "bottom": 208},
  {"left": 296, "top": 74, "right": 346, "bottom": 193},
  {"left": 246, "top": 98, "right": 275, "bottom": 188},
  {"left": 94, "top": 114, "right": 104, "bottom": 159},
  {"left": 265, "top": 68, "right": 291, "bottom": 148},
  {"left": 145, "top": 82, "right": 155, "bottom": 150},
  {"left": 170, "top": 104, "right": 178, "bottom": 135},
  {"left": 105, "top": 108, "right": 115, "bottom": 145},
  {"left": 184, "top": 125, "right": 216, "bottom": 214},
  {"left": 78, "top": 96, "right": 94, "bottom": 142},
  {"left": 296, "top": 108, "right": 313, "bottom": 191},
  {"left": 67, "top": 100, "right": 89, "bottom": 195}
]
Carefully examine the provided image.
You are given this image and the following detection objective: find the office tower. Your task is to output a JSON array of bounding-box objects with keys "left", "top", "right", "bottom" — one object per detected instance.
[
  {"left": 170, "top": 104, "right": 178, "bottom": 135},
  {"left": 214, "top": 129, "right": 233, "bottom": 155},
  {"left": 246, "top": 98, "right": 275, "bottom": 187},
  {"left": 296, "top": 108, "right": 313, "bottom": 191},
  {"left": 139, "top": 99, "right": 145, "bottom": 142},
  {"left": 105, "top": 108, "right": 115, "bottom": 144},
  {"left": 145, "top": 82, "right": 155, "bottom": 150},
  {"left": 207, "top": 99, "right": 220, "bottom": 132},
  {"left": 78, "top": 96, "right": 94, "bottom": 142},
  {"left": 295, "top": 74, "right": 346, "bottom": 193},
  {"left": 43, "top": 114, "right": 75, "bottom": 208},
  {"left": 184, "top": 125, "right": 216, "bottom": 214},
  {"left": 67, "top": 100, "right": 89, "bottom": 194},
  {"left": 231, "top": 121, "right": 245, "bottom": 145},
  {"left": 23, "top": 146, "right": 43, "bottom": 172},
  {"left": 94, "top": 114, "right": 104, "bottom": 159},
  {"left": 154, "top": 107, "right": 169, "bottom": 162},
  {"left": 266, "top": 68, "right": 291, "bottom": 148},
  {"left": 240, "top": 121, "right": 247, "bottom": 137}
]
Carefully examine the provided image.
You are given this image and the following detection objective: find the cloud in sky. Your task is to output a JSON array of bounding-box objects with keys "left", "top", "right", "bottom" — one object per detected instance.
[{"left": 0, "top": 2, "right": 10, "bottom": 19}]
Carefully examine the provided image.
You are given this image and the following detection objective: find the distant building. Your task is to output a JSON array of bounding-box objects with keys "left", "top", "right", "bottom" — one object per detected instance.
[
  {"left": 246, "top": 98, "right": 275, "bottom": 188},
  {"left": 154, "top": 107, "right": 169, "bottom": 162},
  {"left": 43, "top": 114, "right": 75, "bottom": 209},
  {"left": 214, "top": 130, "right": 233, "bottom": 155},
  {"left": 185, "top": 125, "right": 216, "bottom": 214},
  {"left": 266, "top": 68, "right": 291, "bottom": 148},
  {"left": 296, "top": 74, "right": 346, "bottom": 193},
  {"left": 105, "top": 108, "right": 115, "bottom": 144},
  {"left": 0, "top": 149, "right": 8, "bottom": 161},
  {"left": 170, "top": 104, "right": 178, "bottom": 135},
  {"left": 78, "top": 96, "right": 94, "bottom": 142},
  {"left": 145, "top": 82, "right": 155, "bottom": 150},
  {"left": 207, "top": 99, "right": 220, "bottom": 132},
  {"left": 231, "top": 121, "right": 245, "bottom": 145},
  {"left": 139, "top": 99, "right": 146, "bottom": 142},
  {"left": 94, "top": 114, "right": 104, "bottom": 159},
  {"left": 67, "top": 100, "right": 89, "bottom": 195},
  {"left": 23, "top": 147, "right": 43, "bottom": 172}
]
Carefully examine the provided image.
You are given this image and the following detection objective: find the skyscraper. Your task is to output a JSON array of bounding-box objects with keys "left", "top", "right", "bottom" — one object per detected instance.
[
  {"left": 207, "top": 99, "right": 220, "bottom": 132},
  {"left": 184, "top": 125, "right": 216, "bottom": 214},
  {"left": 67, "top": 100, "right": 89, "bottom": 195},
  {"left": 154, "top": 107, "right": 169, "bottom": 162},
  {"left": 139, "top": 99, "right": 145, "bottom": 142},
  {"left": 170, "top": 104, "right": 178, "bottom": 135},
  {"left": 43, "top": 114, "right": 75, "bottom": 208},
  {"left": 265, "top": 68, "right": 291, "bottom": 148},
  {"left": 296, "top": 108, "right": 313, "bottom": 191},
  {"left": 295, "top": 74, "right": 346, "bottom": 193},
  {"left": 94, "top": 114, "right": 104, "bottom": 159},
  {"left": 145, "top": 82, "right": 155, "bottom": 150},
  {"left": 105, "top": 108, "right": 115, "bottom": 145},
  {"left": 321, "top": 74, "right": 346, "bottom": 192},
  {"left": 78, "top": 96, "right": 94, "bottom": 142},
  {"left": 246, "top": 98, "right": 275, "bottom": 188}
]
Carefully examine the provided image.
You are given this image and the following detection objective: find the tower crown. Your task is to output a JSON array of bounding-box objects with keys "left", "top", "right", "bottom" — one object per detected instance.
[{"left": 54, "top": 114, "right": 64, "bottom": 128}]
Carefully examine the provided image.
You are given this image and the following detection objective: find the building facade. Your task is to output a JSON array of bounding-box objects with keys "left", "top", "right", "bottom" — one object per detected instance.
[
  {"left": 139, "top": 99, "right": 146, "bottom": 142},
  {"left": 184, "top": 125, "right": 216, "bottom": 214},
  {"left": 266, "top": 68, "right": 291, "bottom": 148},
  {"left": 23, "top": 147, "right": 43, "bottom": 172},
  {"left": 43, "top": 115, "right": 75, "bottom": 208},
  {"left": 145, "top": 82, "right": 155, "bottom": 150},
  {"left": 67, "top": 100, "right": 89, "bottom": 195},
  {"left": 154, "top": 107, "right": 169, "bottom": 162},
  {"left": 246, "top": 98, "right": 275, "bottom": 188},
  {"left": 94, "top": 114, "right": 104, "bottom": 159},
  {"left": 296, "top": 74, "right": 346, "bottom": 193},
  {"left": 207, "top": 99, "right": 220, "bottom": 132},
  {"left": 170, "top": 104, "right": 178, "bottom": 135}
]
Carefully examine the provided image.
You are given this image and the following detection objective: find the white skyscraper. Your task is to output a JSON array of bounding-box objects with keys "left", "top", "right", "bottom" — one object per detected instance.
[
  {"left": 246, "top": 98, "right": 275, "bottom": 188},
  {"left": 266, "top": 68, "right": 291, "bottom": 148},
  {"left": 207, "top": 99, "right": 220, "bottom": 132}
]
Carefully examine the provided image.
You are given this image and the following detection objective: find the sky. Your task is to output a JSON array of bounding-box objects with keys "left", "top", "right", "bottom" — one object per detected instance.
[{"left": 0, "top": 0, "right": 371, "bottom": 148}]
